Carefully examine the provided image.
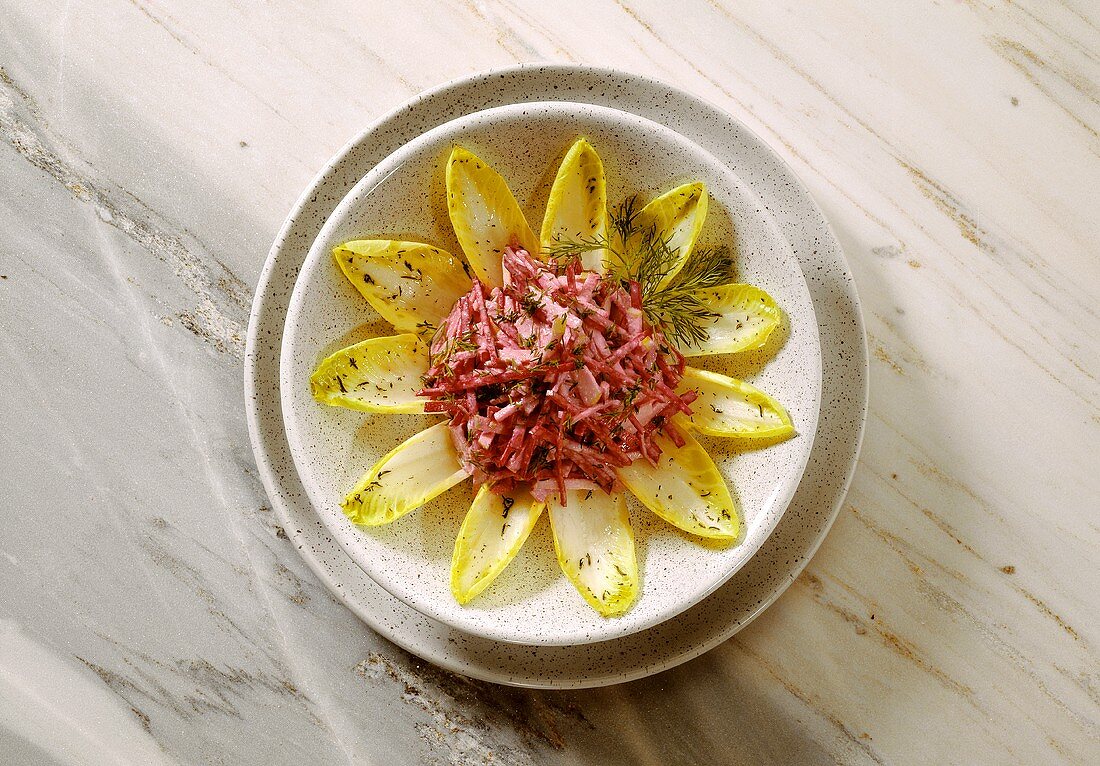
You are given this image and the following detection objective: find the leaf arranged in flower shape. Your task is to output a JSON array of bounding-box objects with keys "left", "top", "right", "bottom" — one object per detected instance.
[{"left": 309, "top": 139, "right": 795, "bottom": 616}]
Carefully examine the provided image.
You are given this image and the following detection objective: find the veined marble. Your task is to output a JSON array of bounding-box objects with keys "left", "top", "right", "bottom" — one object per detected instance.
[{"left": 0, "top": 1, "right": 1096, "bottom": 764}]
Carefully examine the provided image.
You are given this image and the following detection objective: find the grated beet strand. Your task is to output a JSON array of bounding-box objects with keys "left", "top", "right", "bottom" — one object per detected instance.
[{"left": 419, "top": 246, "right": 693, "bottom": 504}]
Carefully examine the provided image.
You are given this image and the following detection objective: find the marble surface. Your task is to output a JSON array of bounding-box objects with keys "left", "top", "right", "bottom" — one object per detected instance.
[{"left": 0, "top": 1, "right": 1096, "bottom": 764}]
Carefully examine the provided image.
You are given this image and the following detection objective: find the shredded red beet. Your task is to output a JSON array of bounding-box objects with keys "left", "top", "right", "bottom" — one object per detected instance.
[{"left": 419, "top": 246, "right": 696, "bottom": 504}]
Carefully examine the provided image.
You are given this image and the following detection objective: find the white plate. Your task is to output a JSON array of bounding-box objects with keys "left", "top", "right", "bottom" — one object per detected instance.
[
  {"left": 280, "top": 101, "right": 822, "bottom": 646},
  {"left": 245, "top": 65, "right": 867, "bottom": 688}
]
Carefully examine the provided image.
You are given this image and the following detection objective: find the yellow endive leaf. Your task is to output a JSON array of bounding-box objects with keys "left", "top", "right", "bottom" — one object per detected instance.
[
  {"left": 451, "top": 485, "right": 544, "bottom": 604},
  {"left": 333, "top": 240, "right": 471, "bottom": 334},
  {"left": 540, "top": 138, "right": 608, "bottom": 272},
  {"left": 342, "top": 423, "right": 468, "bottom": 526},
  {"left": 677, "top": 284, "right": 781, "bottom": 357},
  {"left": 678, "top": 366, "right": 794, "bottom": 439},
  {"left": 446, "top": 147, "right": 538, "bottom": 286},
  {"left": 311, "top": 334, "right": 429, "bottom": 414},
  {"left": 548, "top": 490, "right": 638, "bottom": 616},
  {"left": 617, "top": 431, "right": 739, "bottom": 540},
  {"left": 629, "top": 182, "right": 707, "bottom": 287}
]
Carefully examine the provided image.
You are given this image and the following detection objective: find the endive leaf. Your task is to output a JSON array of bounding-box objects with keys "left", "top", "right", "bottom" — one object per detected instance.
[
  {"left": 342, "top": 423, "right": 468, "bottom": 526},
  {"left": 446, "top": 147, "right": 538, "bottom": 286},
  {"left": 310, "top": 334, "right": 429, "bottom": 414},
  {"left": 631, "top": 182, "right": 707, "bottom": 286},
  {"left": 617, "top": 431, "right": 739, "bottom": 539},
  {"left": 677, "top": 284, "right": 781, "bottom": 357},
  {"left": 451, "top": 485, "right": 544, "bottom": 604},
  {"left": 540, "top": 138, "right": 608, "bottom": 272},
  {"left": 678, "top": 366, "right": 794, "bottom": 439},
  {"left": 334, "top": 240, "right": 472, "bottom": 334},
  {"left": 548, "top": 490, "right": 638, "bottom": 616}
]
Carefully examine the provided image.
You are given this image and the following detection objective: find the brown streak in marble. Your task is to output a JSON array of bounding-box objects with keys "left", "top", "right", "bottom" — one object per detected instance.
[
  {"left": 988, "top": 36, "right": 1100, "bottom": 140},
  {"left": 797, "top": 546, "right": 976, "bottom": 701},
  {"left": 731, "top": 637, "right": 887, "bottom": 764},
  {"left": 271, "top": 559, "right": 311, "bottom": 606},
  {"left": 176, "top": 310, "right": 243, "bottom": 357},
  {"left": 613, "top": 0, "right": 911, "bottom": 248},
  {"left": 862, "top": 466, "right": 991, "bottom": 573},
  {"left": 1049, "top": 0, "right": 1100, "bottom": 35},
  {"left": 990, "top": 34, "right": 1100, "bottom": 105},
  {"left": 610, "top": 1, "right": 661, "bottom": 45},
  {"left": 150, "top": 515, "right": 245, "bottom": 572},
  {"left": 845, "top": 496, "right": 969, "bottom": 597},
  {"left": 844, "top": 493, "right": 1086, "bottom": 677},
  {"left": 871, "top": 462, "right": 986, "bottom": 560},
  {"left": 898, "top": 157, "right": 1100, "bottom": 337},
  {"left": 0, "top": 66, "right": 39, "bottom": 117},
  {"left": 452, "top": 0, "right": 532, "bottom": 62},
  {"left": 687, "top": 1, "right": 1100, "bottom": 339},
  {"left": 870, "top": 313, "right": 936, "bottom": 376},
  {"left": 492, "top": 0, "right": 580, "bottom": 62},
  {"left": 901, "top": 159, "right": 1022, "bottom": 265},
  {"left": 873, "top": 446, "right": 1089, "bottom": 648},
  {"left": 999, "top": 0, "right": 1100, "bottom": 64},
  {"left": 82, "top": 636, "right": 317, "bottom": 726},
  {"left": 855, "top": 144, "right": 1099, "bottom": 379},
  {"left": 125, "top": 0, "right": 297, "bottom": 127},
  {"left": 1017, "top": 590, "right": 1081, "bottom": 642},
  {"left": 1053, "top": 663, "right": 1100, "bottom": 710},
  {"left": 130, "top": 705, "right": 153, "bottom": 734},
  {"left": 355, "top": 651, "right": 591, "bottom": 762},
  {"left": 906, "top": 156, "right": 1100, "bottom": 329},
  {"left": 837, "top": 506, "right": 1099, "bottom": 740},
  {"left": 78, "top": 656, "right": 159, "bottom": 711},
  {"left": 906, "top": 458, "right": 1013, "bottom": 528},
  {"left": 0, "top": 69, "right": 250, "bottom": 359},
  {"left": 869, "top": 336, "right": 906, "bottom": 376},
  {"left": 140, "top": 533, "right": 246, "bottom": 632}
]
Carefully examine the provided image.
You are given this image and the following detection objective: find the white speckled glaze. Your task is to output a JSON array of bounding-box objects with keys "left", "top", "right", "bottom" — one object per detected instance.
[
  {"left": 279, "top": 101, "right": 822, "bottom": 646},
  {"left": 247, "top": 65, "right": 866, "bottom": 686}
]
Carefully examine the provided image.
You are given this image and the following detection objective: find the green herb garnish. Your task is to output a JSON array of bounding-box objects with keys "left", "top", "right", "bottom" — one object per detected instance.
[{"left": 542, "top": 196, "right": 737, "bottom": 346}]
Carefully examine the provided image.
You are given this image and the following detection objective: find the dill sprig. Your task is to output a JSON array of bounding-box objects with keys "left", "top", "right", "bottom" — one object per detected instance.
[
  {"left": 544, "top": 196, "right": 737, "bottom": 347},
  {"left": 610, "top": 195, "right": 642, "bottom": 246},
  {"left": 542, "top": 197, "right": 641, "bottom": 265},
  {"left": 542, "top": 234, "right": 608, "bottom": 265},
  {"left": 641, "top": 244, "right": 736, "bottom": 347}
]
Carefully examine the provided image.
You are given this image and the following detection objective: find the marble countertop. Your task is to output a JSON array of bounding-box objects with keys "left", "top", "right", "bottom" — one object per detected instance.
[{"left": 1, "top": 1, "right": 1096, "bottom": 764}]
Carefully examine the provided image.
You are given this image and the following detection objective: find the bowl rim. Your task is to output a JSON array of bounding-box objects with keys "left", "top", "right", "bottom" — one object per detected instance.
[{"left": 279, "top": 98, "right": 823, "bottom": 645}]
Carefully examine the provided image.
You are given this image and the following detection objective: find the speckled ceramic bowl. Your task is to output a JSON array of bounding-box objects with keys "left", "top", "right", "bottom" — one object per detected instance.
[{"left": 280, "top": 101, "right": 822, "bottom": 646}]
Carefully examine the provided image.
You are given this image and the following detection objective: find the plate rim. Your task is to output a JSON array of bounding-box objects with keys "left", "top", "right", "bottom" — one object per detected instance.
[
  {"left": 277, "top": 97, "right": 824, "bottom": 646},
  {"left": 244, "top": 63, "right": 868, "bottom": 689}
]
